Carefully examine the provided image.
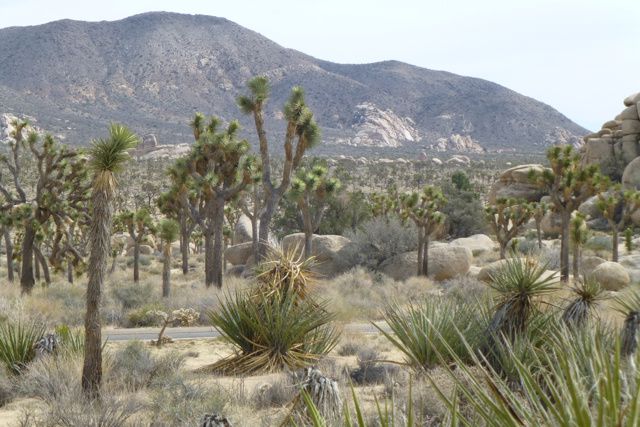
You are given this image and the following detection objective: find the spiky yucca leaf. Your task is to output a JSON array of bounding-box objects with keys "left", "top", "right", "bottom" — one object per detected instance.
[
  {"left": 376, "top": 298, "right": 480, "bottom": 371},
  {"left": 208, "top": 289, "right": 339, "bottom": 375},
  {"left": 254, "top": 245, "right": 317, "bottom": 302},
  {"left": 615, "top": 289, "right": 640, "bottom": 358},
  {"left": 0, "top": 321, "right": 45, "bottom": 375},
  {"left": 487, "top": 257, "right": 558, "bottom": 339},
  {"left": 562, "top": 279, "right": 606, "bottom": 327}
]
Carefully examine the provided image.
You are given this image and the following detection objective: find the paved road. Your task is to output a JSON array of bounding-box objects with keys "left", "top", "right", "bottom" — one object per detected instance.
[{"left": 103, "top": 322, "right": 386, "bottom": 342}]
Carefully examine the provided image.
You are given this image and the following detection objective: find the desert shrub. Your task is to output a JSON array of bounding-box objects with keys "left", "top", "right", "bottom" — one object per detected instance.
[
  {"left": 126, "top": 254, "right": 152, "bottom": 267},
  {"left": 585, "top": 235, "right": 613, "bottom": 252},
  {"left": 322, "top": 267, "right": 438, "bottom": 321},
  {"left": 147, "top": 375, "right": 229, "bottom": 426},
  {"left": 0, "top": 321, "right": 45, "bottom": 375},
  {"left": 109, "top": 341, "right": 185, "bottom": 390},
  {"left": 28, "top": 284, "right": 86, "bottom": 326},
  {"left": 441, "top": 276, "right": 488, "bottom": 304},
  {"left": 55, "top": 325, "right": 85, "bottom": 355},
  {"left": 124, "top": 304, "right": 165, "bottom": 327},
  {"left": 349, "top": 348, "right": 399, "bottom": 385},
  {"left": 377, "top": 298, "right": 481, "bottom": 370},
  {"left": 0, "top": 367, "right": 12, "bottom": 407},
  {"left": 343, "top": 217, "right": 418, "bottom": 268},
  {"left": 337, "top": 341, "right": 362, "bottom": 356},
  {"left": 111, "top": 281, "right": 156, "bottom": 310},
  {"left": 442, "top": 184, "right": 487, "bottom": 238},
  {"left": 252, "top": 376, "right": 297, "bottom": 409}
]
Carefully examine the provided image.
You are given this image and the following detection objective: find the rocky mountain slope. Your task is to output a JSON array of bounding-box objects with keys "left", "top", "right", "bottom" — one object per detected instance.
[{"left": 0, "top": 12, "right": 587, "bottom": 155}]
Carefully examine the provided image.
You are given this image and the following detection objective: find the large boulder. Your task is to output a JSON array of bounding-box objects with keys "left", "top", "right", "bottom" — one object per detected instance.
[
  {"left": 581, "top": 256, "right": 607, "bottom": 276},
  {"left": 126, "top": 244, "right": 153, "bottom": 256},
  {"left": 281, "top": 233, "right": 351, "bottom": 277},
  {"left": 621, "top": 119, "right": 640, "bottom": 136},
  {"left": 488, "top": 164, "right": 549, "bottom": 204},
  {"left": 622, "top": 156, "right": 640, "bottom": 190},
  {"left": 449, "top": 234, "right": 496, "bottom": 257},
  {"left": 590, "top": 261, "right": 630, "bottom": 291},
  {"left": 233, "top": 215, "right": 257, "bottom": 245},
  {"left": 478, "top": 258, "right": 559, "bottom": 283},
  {"left": 380, "top": 245, "right": 472, "bottom": 282},
  {"left": 540, "top": 211, "right": 562, "bottom": 237},
  {"left": 619, "top": 254, "right": 640, "bottom": 283},
  {"left": 224, "top": 242, "right": 254, "bottom": 266},
  {"left": 624, "top": 92, "right": 640, "bottom": 107}
]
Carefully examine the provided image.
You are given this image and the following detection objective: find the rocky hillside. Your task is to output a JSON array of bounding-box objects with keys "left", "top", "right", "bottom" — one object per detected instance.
[{"left": 0, "top": 12, "right": 587, "bottom": 155}]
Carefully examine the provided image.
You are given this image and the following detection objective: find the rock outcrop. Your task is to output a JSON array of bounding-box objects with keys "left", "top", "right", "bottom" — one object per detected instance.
[
  {"left": 449, "top": 234, "right": 496, "bottom": 257},
  {"left": 429, "top": 134, "right": 485, "bottom": 153},
  {"left": 488, "top": 164, "right": 549, "bottom": 204},
  {"left": 281, "top": 233, "right": 351, "bottom": 277},
  {"left": 581, "top": 91, "right": 640, "bottom": 178},
  {"left": 380, "top": 245, "right": 472, "bottom": 281},
  {"left": 348, "top": 103, "right": 421, "bottom": 148}
]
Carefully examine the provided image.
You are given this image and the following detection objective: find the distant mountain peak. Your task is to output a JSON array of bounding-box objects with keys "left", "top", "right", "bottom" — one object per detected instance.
[{"left": 0, "top": 13, "right": 587, "bottom": 155}]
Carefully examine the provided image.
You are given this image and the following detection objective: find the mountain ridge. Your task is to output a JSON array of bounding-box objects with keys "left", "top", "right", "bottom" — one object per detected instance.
[{"left": 0, "top": 11, "right": 587, "bottom": 156}]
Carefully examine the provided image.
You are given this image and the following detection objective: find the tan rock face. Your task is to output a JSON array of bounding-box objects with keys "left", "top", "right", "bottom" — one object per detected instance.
[
  {"left": 590, "top": 261, "right": 630, "bottom": 291},
  {"left": 380, "top": 245, "right": 472, "bottom": 281},
  {"left": 582, "top": 91, "right": 640, "bottom": 176},
  {"left": 449, "top": 234, "right": 496, "bottom": 257},
  {"left": 281, "top": 233, "right": 352, "bottom": 277},
  {"left": 348, "top": 102, "right": 421, "bottom": 148},
  {"left": 488, "top": 164, "right": 549, "bottom": 204},
  {"left": 622, "top": 156, "right": 640, "bottom": 190},
  {"left": 224, "top": 242, "right": 254, "bottom": 266}
]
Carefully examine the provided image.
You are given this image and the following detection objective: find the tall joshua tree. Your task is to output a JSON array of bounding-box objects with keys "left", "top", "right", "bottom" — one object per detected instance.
[
  {"left": 398, "top": 186, "right": 446, "bottom": 276},
  {"left": 532, "top": 201, "right": 549, "bottom": 250},
  {"left": 289, "top": 163, "right": 341, "bottom": 259},
  {"left": 82, "top": 124, "right": 138, "bottom": 397},
  {"left": 185, "top": 115, "right": 256, "bottom": 287},
  {"left": 595, "top": 177, "right": 640, "bottom": 262},
  {"left": 486, "top": 198, "right": 536, "bottom": 259},
  {"left": 238, "top": 77, "right": 320, "bottom": 259},
  {"left": 570, "top": 212, "right": 588, "bottom": 279},
  {"left": 530, "top": 145, "right": 599, "bottom": 282},
  {"left": 158, "top": 219, "right": 179, "bottom": 297},
  {"left": 115, "top": 208, "right": 155, "bottom": 282}
]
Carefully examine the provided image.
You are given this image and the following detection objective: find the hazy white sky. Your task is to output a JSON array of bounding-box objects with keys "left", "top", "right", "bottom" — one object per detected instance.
[{"left": 0, "top": 0, "right": 638, "bottom": 131}]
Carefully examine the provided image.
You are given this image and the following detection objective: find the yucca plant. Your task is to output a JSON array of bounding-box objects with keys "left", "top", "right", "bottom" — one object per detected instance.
[
  {"left": 376, "top": 298, "right": 480, "bottom": 370},
  {"left": 55, "top": 324, "right": 85, "bottom": 355},
  {"left": 487, "top": 257, "right": 558, "bottom": 340},
  {"left": 562, "top": 279, "right": 606, "bottom": 328},
  {"left": 208, "top": 289, "right": 339, "bottom": 375},
  {"left": 254, "top": 245, "right": 317, "bottom": 302},
  {"left": 0, "top": 321, "right": 45, "bottom": 374},
  {"left": 423, "top": 315, "right": 640, "bottom": 426},
  {"left": 615, "top": 289, "right": 640, "bottom": 358}
]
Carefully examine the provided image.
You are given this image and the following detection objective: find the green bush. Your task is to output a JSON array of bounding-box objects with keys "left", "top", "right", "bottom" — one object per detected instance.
[
  {"left": 585, "top": 235, "right": 613, "bottom": 252},
  {"left": 0, "top": 321, "right": 45, "bottom": 375},
  {"left": 442, "top": 184, "right": 487, "bottom": 238},
  {"left": 125, "top": 304, "right": 165, "bottom": 327}
]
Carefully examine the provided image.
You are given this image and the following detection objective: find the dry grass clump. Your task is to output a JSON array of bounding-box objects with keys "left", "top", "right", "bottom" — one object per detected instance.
[
  {"left": 320, "top": 267, "right": 439, "bottom": 321},
  {"left": 349, "top": 348, "right": 400, "bottom": 385}
]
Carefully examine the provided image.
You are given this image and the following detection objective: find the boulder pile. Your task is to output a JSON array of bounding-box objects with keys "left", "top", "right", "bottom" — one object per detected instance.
[{"left": 582, "top": 92, "right": 640, "bottom": 178}]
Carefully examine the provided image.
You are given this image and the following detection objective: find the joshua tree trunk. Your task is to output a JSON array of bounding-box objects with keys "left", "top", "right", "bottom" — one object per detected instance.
[
  {"left": 258, "top": 198, "right": 277, "bottom": 259},
  {"left": 180, "top": 217, "right": 189, "bottom": 275},
  {"left": 536, "top": 222, "right": 543, "bottom": 250},
  {"left": 612, "top": 225, "right": 619, "bottom": 262},
  {"left": 162, "top": 242, "right": 171, "bottom": 297},
  {"left": 83, "top": 188, "right": 112, "bottom": 397},
  {"left": 4, "top": 228, "right": 13, "bottom": 282},
  {"left": 68, "top": 260, "right": 74, "bottom": 284},
  {"left": 572, "top": 242, "right": 580, "bottom": 281},
  {"left": 34, "top": 253, "right": 40, "bottom": 282},
  {"left": 423, "top": 231, "right": 430, "bottom": 278},
  {"left": 499, "top": 239, "right": 508, "bottom": 259},
  {"left": 416, "top": 226, "right": 424, "bottom": 276},
  {"left": 204, "top": 227, "right": 214, "bottom": 287},
  {"left": 133, "top": 241, "right": 140, "bottom": 283},
  {"left": 34, "top": 246, "right": 50, "bottom": 286},
  {"left": 560, "top": 211, "right": 571, "bottom": 282},
  {"left": 212, "top": 200, "right": 225, "bottom": 288},
  {"left": 20, "top": 223, "right": 36, "bottom": 293},
  {"left": 301, "top": 202, "right": 314, "bottom": 260}
]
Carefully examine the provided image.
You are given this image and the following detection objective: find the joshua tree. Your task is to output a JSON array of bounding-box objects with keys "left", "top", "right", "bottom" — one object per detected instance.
[
  {"left": 238, "top": 177, "right": 263, "bottom": 259},
  {"left": 0, "top": 122, "right": 90, "bottom": 293},
  {"left": 82, "top": 124, "right": 138, "bottom": 397},
  {"left": 238, "top": 77, "right": 321, "bottom": 259},
  {"left": 485, "top": 198, "right": 536, "bottom": 259},
  {"left": 185, "top": 115, "right": 256, "bottom": 287},
  {"left": 289, "top": 163, "right": 341, "bottom": 259},
  {"left": 530, "top": 145, "right": 599, "bottom": 281},
  {"left": 570, "top": 213, "right": 588, "bottom": 279},
  {"left": 532, "top": 201, "right": 549, "bottom": 249},
  {"left": 163, "top": 158, "right": 197, "bottom": 275},
  {"left": 595, "top": 177, "right": 640, "bottom": 262},
  {"left": 398, "top": 185, "right": 446, "bottom": 276},
  {"left": 158, "top": 219, "right": 179, "bottom": 297},
  {"left": 115, "top": 208, "right": 156, "bottom": 282}
]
